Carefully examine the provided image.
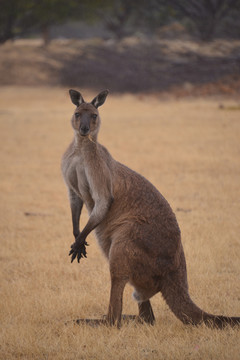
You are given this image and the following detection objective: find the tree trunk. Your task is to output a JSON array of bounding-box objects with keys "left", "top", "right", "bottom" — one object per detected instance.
[
  {"left": 41, "top": 24, "right": 50, "bottom": 47},
  {"left": 0, "top": 15, "right": 14, "bottom": 44},
  {"left": 198, "top": 16, "right": 216, "bottom": 41}
]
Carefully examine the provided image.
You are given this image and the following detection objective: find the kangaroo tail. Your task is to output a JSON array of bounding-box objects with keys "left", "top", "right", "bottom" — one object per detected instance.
[{"left": 161, "top": 251, "right": 240, "bottom": 329}]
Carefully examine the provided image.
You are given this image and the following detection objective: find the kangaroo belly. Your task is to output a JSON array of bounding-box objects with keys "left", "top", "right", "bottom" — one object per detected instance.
[{"left": 94, "top": 230, "right": 112, "bottom": 258}]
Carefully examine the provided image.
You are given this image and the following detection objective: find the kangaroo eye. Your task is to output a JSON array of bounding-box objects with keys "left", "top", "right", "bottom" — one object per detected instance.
[
  {"left": 75, "top": 113, "right": 80, "bottom": 118},
  {"left": 92, "top": 114, "right": 97, "bottom": 120}
]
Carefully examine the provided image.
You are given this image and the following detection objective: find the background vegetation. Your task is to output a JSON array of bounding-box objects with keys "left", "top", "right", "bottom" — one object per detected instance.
[
  {"left": 1, "top": 0, "right": 240, "bottom": 94},
  {"left": 1, "top": 0, "right": 240, "bottom": 44}
]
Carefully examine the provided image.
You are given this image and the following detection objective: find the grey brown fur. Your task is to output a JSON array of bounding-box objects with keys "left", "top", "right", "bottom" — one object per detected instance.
[{"left": 62, "top": 89, "right": 240, "bottom": 328}]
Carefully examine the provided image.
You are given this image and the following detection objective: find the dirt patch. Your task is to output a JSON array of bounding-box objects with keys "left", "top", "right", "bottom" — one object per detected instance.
[{"left": 0, "top": 38, "right": 240, "bottom": 95}]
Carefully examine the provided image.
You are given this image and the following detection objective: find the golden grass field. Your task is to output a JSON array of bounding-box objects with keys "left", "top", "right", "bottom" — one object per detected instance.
[{"left": 0, "top": 87, "right": 239, "bottom": 359}]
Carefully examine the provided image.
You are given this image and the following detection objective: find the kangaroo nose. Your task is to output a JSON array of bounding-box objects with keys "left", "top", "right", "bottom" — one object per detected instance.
[{"left": 80, "top": 126, "right": 90, "bottom": 136}]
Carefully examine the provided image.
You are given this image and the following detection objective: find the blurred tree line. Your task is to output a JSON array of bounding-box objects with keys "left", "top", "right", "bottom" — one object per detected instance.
[{"left": 1, "top": 0, "right": 240, "bottom": 44}]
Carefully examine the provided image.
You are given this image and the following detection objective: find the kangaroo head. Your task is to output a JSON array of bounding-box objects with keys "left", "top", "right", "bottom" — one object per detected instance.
[{"left": 69, "top": 89, "right": 109, "bottom": 138}]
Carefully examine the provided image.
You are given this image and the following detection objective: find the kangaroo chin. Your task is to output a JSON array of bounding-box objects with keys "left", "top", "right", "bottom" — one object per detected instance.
[{"left": 61, "top": 89, "right": 240, "bottom": 328}]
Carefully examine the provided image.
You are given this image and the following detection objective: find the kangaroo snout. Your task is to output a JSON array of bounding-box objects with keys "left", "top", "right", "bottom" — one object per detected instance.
[{"left": 80, "top": 125, "right": 90, "bottom": 136}]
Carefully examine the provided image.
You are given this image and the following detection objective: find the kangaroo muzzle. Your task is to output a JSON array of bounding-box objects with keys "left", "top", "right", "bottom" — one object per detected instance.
[{"left": 80, "top": 125, "right": 90, "bottom": 136}]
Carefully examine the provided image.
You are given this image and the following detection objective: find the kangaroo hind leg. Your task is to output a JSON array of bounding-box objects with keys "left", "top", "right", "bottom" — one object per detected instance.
[
  {"left": 107, "top": 275, "right": 127, "bottom": 327},
  {"left": 138, "top": 300, "right": 155, "bottom": 325},
  {"left": 133, "top": 289, "right": 155, "bottom": 325}
]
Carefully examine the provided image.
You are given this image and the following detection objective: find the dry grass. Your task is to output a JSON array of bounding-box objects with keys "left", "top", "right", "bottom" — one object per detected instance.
[{"left": 0, "top": 87, "right": 239, "bottom": 360}]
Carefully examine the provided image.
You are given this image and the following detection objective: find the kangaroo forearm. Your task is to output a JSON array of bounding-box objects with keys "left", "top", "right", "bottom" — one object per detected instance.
[
  {"left": 80, "top": 216, "right": 101, "bottom": 239},
  {"left": 69, "top": 189, "right": 83, "bottom": 238},
  {"left": 80, "top": 197, "right": 113, "bottom": 239},
  {"left": 71, "top": 203, "right": 83, "bottom": 237}
]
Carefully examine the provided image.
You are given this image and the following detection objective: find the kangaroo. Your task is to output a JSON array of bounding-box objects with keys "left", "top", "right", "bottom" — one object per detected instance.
[{"left": 61, "top": 89, "right": 240, "bottom": 328}]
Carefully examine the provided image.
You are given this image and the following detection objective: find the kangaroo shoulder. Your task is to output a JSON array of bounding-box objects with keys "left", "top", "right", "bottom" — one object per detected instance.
[
  {"left": 98, "top": 144, "right": 113, "bottom": 164},
  {"left": 90, "top": 143, "right": 115, "bottom": 175}
]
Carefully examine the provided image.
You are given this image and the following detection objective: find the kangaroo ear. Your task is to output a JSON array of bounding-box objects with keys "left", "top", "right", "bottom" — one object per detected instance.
[
  {"left": 69, "top": 89, "right": 85, "bottom": 107},
  {"left": 91, "top": 90, "right": 109, "bottom": 108}
]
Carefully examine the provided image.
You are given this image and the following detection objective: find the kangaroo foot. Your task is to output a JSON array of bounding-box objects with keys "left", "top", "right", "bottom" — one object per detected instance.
[
  {"left": 70, "top": 318, "right": 107, "bottom": 327},
  {"left": 102, "top": 314, "right": 140, "bottom": 323},
  {"left": 70, "top": 316, "right": 138, "bottom": 327},
  {"left": 68, "top": 314, "right": 152, "bottom": 328}
]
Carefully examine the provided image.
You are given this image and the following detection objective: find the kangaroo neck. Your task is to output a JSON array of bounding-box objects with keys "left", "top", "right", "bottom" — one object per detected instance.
[{"left": 73, "top": 132, "right": 98, "bottom": 152}]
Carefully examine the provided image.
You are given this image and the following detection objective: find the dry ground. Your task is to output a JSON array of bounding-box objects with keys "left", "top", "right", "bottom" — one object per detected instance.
[{"left": 0, "top": 87, "right": 240, "bottom": 360}]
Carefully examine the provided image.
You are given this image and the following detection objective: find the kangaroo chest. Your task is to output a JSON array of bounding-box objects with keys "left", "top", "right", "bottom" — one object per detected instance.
[{"left": 62, "top": 153, "right": 94, "bottom": 211}]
